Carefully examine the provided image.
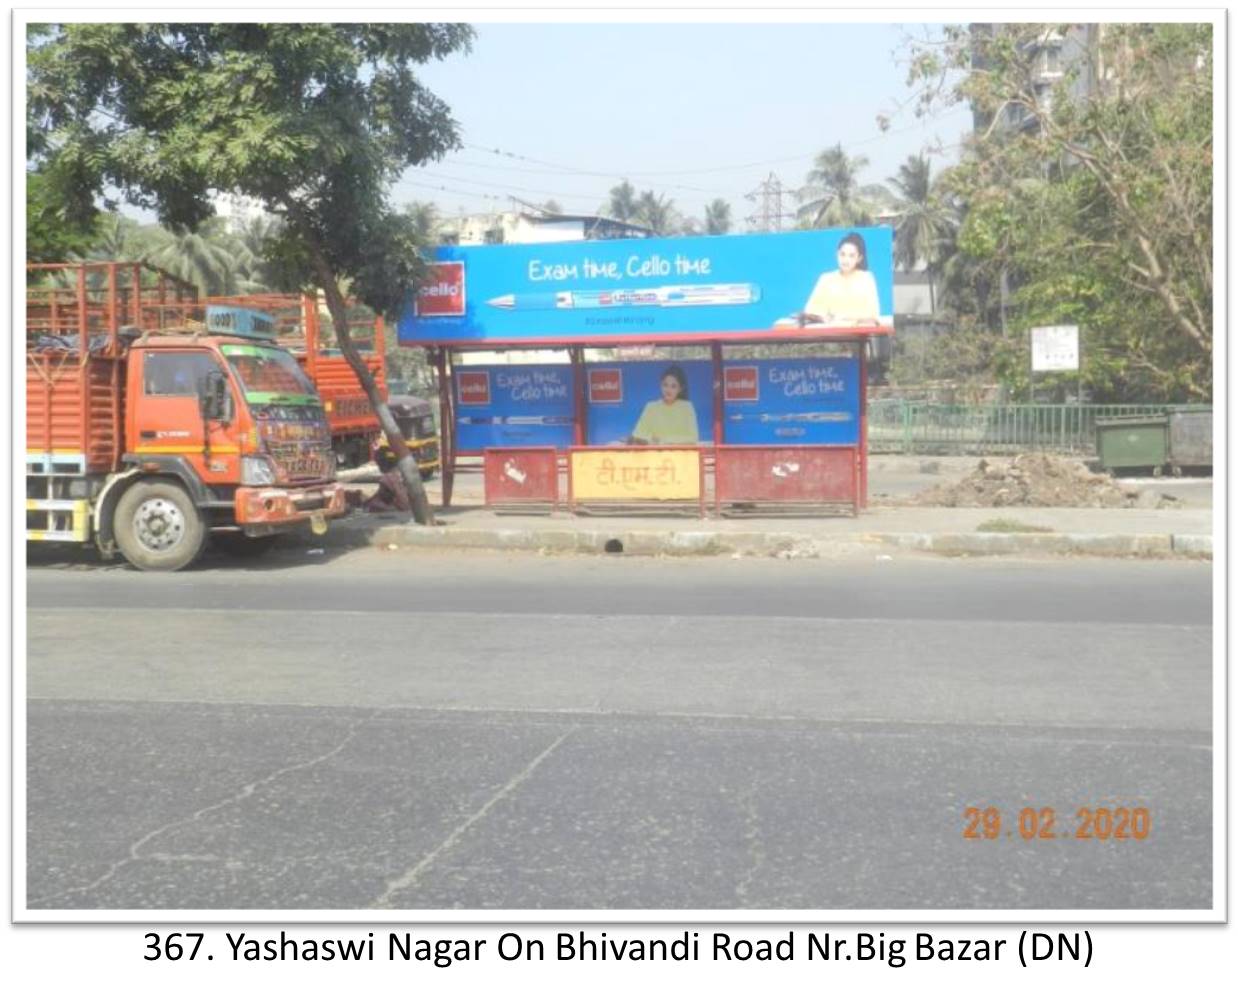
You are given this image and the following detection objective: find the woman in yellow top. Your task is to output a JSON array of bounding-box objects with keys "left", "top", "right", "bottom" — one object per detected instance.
[
  {"left": 801, "top": 232, "right": 881, "bottom": 326},
  {"left": 629, "top": 365, "right": 699, "bottom": 444}
]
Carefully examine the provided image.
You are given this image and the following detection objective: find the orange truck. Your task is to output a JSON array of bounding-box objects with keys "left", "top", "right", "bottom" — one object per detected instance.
[
  {"left": 186, "top": 293, "right": 440, "bottom": 475},
  {"left": 26, "top": 262, "right": 348, "bottom": 570},
  {"left": 203, "top": 293, "right": 388, "bottom": 468}
]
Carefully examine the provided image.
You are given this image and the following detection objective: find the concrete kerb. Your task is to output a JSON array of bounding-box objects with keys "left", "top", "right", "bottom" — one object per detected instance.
[
  {"left": 874, "top": 532, "right": 1177, "bottom": 558},
  {"left": 358, "top": 521, "right": 1209, "bottom": 560}
]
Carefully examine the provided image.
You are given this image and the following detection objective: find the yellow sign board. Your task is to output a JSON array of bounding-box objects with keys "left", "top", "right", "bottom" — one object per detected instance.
[{"left": 571, "top": 449, "right": 701, "bottom": 501}]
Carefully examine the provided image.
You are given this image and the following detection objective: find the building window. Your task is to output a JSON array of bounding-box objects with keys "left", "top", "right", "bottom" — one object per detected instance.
[{"left": 1039, "top": 45, "right": 1062, "bottom": 75}]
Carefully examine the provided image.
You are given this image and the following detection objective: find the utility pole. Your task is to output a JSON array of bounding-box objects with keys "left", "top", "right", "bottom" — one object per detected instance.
[{"left": 744, "top": 173, "right": 794, "bottom": 232}]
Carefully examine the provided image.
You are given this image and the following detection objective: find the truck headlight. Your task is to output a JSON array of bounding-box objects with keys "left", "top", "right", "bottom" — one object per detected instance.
[{"left": 241, "top": 456, "right": 277, "bottom": 486}]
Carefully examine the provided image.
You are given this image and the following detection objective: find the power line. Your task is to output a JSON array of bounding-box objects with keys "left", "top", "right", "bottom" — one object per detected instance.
[
  {"left": 394, "top": 179, "right": 602, "bottom": 214},
  {"left": 407, "top": 168, "right": 610, "bottom": 204},
  {"left": 462, "top": 119, "right": 936, "bottom": 183},
  {"left": 460, "top": 143, "right": 730, "bottom": 196}
]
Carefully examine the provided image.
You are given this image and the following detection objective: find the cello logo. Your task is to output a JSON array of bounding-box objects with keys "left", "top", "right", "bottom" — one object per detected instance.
[
  {"left": 588, "top": 368, "right": 623, "bottom": 404},
  {"left": 457, "top": 371, "right": 491, "bottom": 406},
  {"left": 724, "top": 366, "right": 759, "bottom": 402},
  {"left": 415, "top": 262, "right": 466, "bottom": 317}
]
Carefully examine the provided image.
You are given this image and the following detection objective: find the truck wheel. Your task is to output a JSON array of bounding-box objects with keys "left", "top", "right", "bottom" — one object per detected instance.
[
  {"left": 113, "top": 480, "right": 207, "bottom": 571},
  {"left": 420, "top": 467, "right": 437, "bottom": 482},
  {"left": 211, "top": 533, "right": 279, "bottom": 557}
]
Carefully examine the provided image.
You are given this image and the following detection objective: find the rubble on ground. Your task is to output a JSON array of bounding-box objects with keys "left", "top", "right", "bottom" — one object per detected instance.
[{"left": 910, "top": 453, "right": 1182, "bottom": 509}]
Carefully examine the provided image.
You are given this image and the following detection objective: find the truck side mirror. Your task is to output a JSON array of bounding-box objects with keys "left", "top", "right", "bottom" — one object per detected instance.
[{"left": 199, "top": 370, "right": 232, "bottom": 423}]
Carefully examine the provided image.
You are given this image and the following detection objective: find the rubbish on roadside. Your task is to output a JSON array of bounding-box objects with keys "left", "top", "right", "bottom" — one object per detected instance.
[
  {"left": 876, "top": 554, "right": 894, "bottom": 561},
  {"left": 910, "top": 452, "right": 1181, "bottom": 509},
  {"left": 386, "top": 543, "right": 399, "bottom": 551}
]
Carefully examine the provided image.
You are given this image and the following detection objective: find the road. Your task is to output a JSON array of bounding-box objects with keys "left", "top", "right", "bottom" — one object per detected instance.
[{"left": 25, "top": 547, "right": 1213, "bottom": 911}]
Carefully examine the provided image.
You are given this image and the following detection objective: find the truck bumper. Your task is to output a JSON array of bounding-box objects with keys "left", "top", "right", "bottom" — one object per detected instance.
[{"left": 235, "top": 482, "right": 348, "bottom": 526}]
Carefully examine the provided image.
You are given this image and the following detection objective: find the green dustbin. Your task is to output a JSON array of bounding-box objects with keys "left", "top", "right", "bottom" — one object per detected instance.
[{"left": 1095, "top": 415, "right": 1169, "bottom": 475}]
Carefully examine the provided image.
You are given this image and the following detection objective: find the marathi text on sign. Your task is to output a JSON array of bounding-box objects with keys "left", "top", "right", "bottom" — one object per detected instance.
[{"left": 571, "top": 449, "right": 702, "bottom": 501}]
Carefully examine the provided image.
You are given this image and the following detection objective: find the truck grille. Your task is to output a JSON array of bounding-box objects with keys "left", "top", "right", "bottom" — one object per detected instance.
[{"left": 266, "top": 442, "right": 334, "bottom": 483}]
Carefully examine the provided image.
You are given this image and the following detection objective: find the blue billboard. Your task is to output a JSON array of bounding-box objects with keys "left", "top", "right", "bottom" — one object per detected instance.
[
  {"left": 584, "top": 360, "right": 715, "bottom": 446},
  {"left": 399, "top": 228, "right": 893, "bottom": 345},
  {"left": 722, "top": 358, "right": 860, "bottom": 445},
  {"left": 453, "top": 364, "right": 574, "bottom": 451}
]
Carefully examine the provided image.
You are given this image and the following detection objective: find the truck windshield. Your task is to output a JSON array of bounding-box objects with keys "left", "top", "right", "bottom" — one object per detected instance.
[{"left": 221, "top": 344, "right": 318, "bottom": 404}]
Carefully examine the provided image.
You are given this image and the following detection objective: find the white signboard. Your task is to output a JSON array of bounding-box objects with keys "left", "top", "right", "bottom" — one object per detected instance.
[{"left": 1031, "top": 325, "right": 1080, "bottom": 372}]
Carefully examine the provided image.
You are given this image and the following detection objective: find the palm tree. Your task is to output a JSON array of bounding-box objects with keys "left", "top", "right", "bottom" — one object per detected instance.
[
  {"left": 42, "top": 213, "right": 161, "bottom": 290},
  {"left": 797, "top": 144, "right": 887, "bottom": 228},
  {"left": 888, "top": 155, "right": 956, "bottom": 313},
  {"left": 142, "top": 217, "right": 243, "bottom": 296},
  {"left": 636, "top": 190, "right": 675, "bottom": 235},
  {"left": 606, "top": 180, "right": 638, "bottom": 223},
  {"left": 230, "top": 214, "right": 286, "bottom": 293},
  {"left": 85, "top": 213, "right": 143, "bottom": 260},
  {"left": 704, "top": 199, "right": 732, "bottom": 235}
]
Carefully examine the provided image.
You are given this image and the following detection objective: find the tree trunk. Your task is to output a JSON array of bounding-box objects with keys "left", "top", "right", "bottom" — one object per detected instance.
[{"left": 307, "top": 253, "right": 435, "bottom": 526}]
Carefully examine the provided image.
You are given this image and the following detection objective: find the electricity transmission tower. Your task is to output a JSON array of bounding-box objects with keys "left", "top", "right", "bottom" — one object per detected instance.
[{"left": 744, "top": 173, "right": 795, "bottom": 232}]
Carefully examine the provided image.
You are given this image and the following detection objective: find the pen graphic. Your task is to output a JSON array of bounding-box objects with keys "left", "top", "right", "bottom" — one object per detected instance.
[
  {"left": 726, "top": 412, "right": 853, "bottom": 423},
  {"left": 457, "top": 415, "right": 574, "bottom": 425},
  {"left": 487, "top": 283, "right": 760, "bottom": 310}
]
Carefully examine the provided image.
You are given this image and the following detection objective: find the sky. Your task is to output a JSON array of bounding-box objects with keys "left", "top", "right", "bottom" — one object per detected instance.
[{"left": 396, "top": 22, "right": 975, "bottom": 228}]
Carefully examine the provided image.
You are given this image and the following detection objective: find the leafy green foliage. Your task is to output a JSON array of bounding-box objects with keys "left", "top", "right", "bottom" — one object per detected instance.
[
  {"left": 635, "top": 190, "right": 675, "bottom": 235},
  {"left": 888, "top": 155, "right": 957, "bottom": 314},
  {"left": 907, "top": 23, "right": 1213, "bottom": 402},
  {"left": 26, "top": 170, "right": 100, "bottom": 261},
  {"left": 28, "top": 22, "right": 473, "bottom": 318},
  {"left": 604, "top": 180, "right": 638, "bottom": 223},
  {"left": 796, "top": 144, "right": 891, "bottom": 228},
  {"left": 704, "top": 198, "right": 732, "bottom": 235}
]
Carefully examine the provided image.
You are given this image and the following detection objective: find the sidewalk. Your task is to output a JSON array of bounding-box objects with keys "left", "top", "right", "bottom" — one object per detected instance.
[
  {"left": 327, "top": 457, "right": 1213, "bottom": 560},
  {"left": 323, "top": 502, "right": 1211, "bottom": 561}
]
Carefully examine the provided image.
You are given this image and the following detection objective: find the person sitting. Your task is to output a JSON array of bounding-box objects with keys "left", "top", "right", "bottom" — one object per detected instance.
[{"left": 365, "top": 446, "right": 412, "bottom": 513}]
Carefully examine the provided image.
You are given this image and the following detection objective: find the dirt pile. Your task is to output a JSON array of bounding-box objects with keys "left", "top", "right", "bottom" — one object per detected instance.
[{"left": 911, "top": 453, "right": 1179, "bottom": 508}]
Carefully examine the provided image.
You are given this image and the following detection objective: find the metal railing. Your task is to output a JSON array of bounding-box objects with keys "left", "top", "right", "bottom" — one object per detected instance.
[{"left": 867, "top": 401, "right": 1211, "bottom": 456}]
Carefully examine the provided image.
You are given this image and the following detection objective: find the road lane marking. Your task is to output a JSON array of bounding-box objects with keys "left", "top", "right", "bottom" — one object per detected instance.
[
  {"left": 371, "top": 727, "right": 575, "bottom": 909},
  {"left": 25, "top": 606, "right": 1213, "bottom": 632}
]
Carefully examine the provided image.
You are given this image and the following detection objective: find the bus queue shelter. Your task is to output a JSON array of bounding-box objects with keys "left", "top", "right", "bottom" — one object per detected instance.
[{"left": 399, "top": 228, "right": 896, "bottom": 516}]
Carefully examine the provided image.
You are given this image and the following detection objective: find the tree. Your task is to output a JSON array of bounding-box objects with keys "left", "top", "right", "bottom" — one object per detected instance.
[
  {"left": 907, "top": 23, "right": 1213, "bottom": 400},
  {"left": 29, "top": 23, "right": 475, "bottom": 522},
  {"left": 704, "top": 198, "right": 732, "bottom": 235},
  {"left": 888, "top": 154, "right": 956, "bottom": 312},
  {"left": 796, "top": 144, "right": 889, "bottom": 228},
  {"left": 228, "top": 213, "right": 286, "bottom": 293},
  {"left": 605, "top": 180, "right": 638, "bottom": 222},
  {"left": 26, "top": 170, "right": 100, "bottom": 262},
  {"left": 401, "top": 201, "right": 441, "bottom": 245},
  {"left": 143, "top": 216, "right": 245, "bottom": 296},
  {"left": 635, "top": 190, "right": 675, "bottom": 235}
]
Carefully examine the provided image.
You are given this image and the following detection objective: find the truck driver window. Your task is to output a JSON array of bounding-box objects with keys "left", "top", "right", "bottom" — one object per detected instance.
[
  {"left": 221, "top": 345, "right": 316, "bottom": 399},
  {"left": 144, "top": 352, "right": 226, "bottom": 397}
]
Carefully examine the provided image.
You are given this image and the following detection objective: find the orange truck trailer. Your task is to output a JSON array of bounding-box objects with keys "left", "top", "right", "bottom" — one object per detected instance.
[{"left": 26, "top": 262, "right": 348, "bottom": 570}]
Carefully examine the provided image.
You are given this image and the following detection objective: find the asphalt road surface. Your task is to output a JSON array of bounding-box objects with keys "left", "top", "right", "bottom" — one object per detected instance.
[{"left": 25, "top": 548, "right": 1213, "bottom": 911}]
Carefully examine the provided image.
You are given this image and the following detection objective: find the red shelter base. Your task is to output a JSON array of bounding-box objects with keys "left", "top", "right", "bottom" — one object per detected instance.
[
  {"left": 714, "top": 445, "right": 859, "bottom": 515},
  {"left": 483, "top": 447, "right": 560, "bottom": 510}
]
